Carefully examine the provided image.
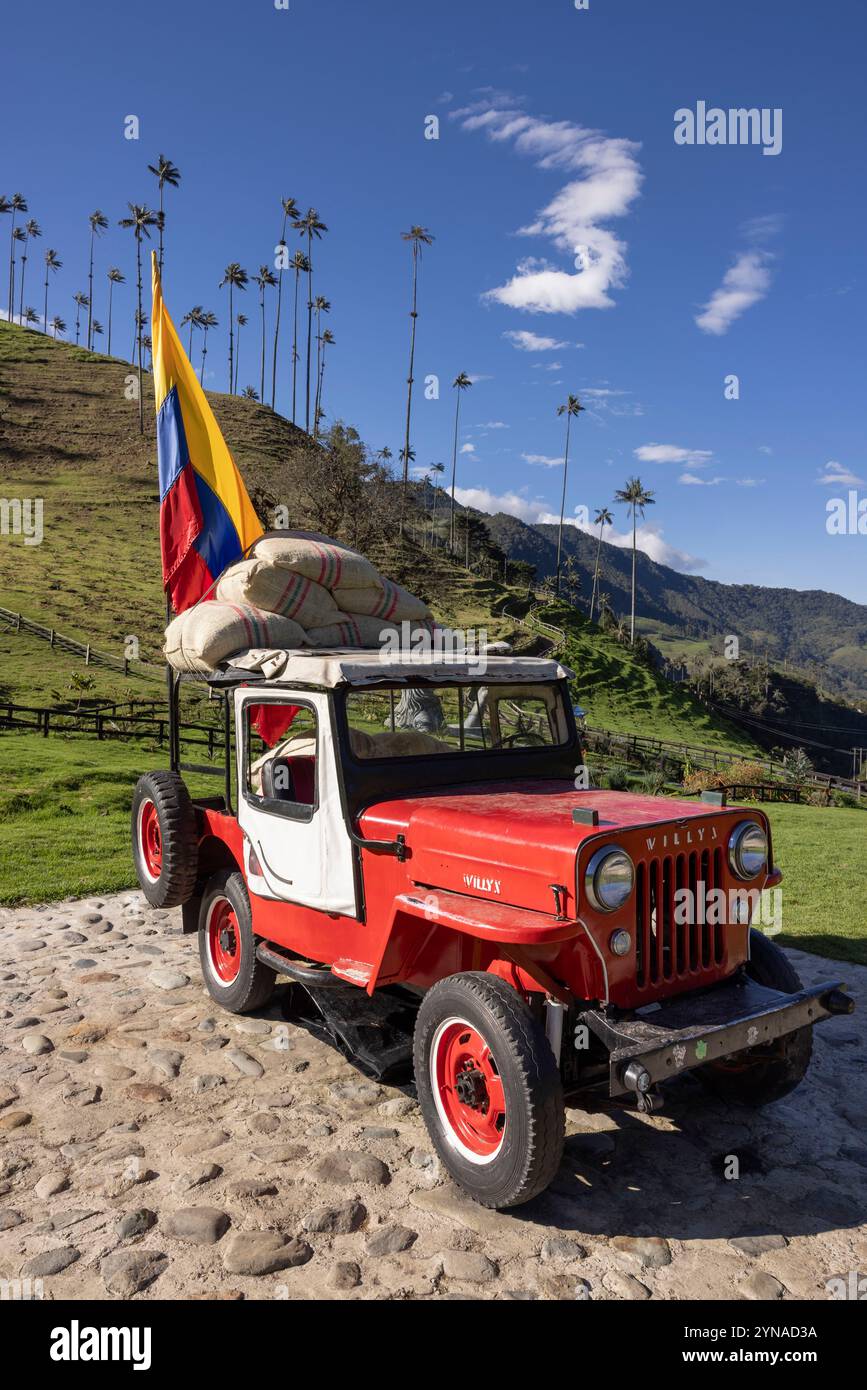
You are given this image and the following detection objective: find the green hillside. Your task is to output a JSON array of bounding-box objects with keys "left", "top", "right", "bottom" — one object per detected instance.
[{"left": 0, "top": 319, "right": 758, "bottom": 759}]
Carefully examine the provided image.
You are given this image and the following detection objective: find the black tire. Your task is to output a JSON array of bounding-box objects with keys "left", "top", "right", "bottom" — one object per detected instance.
[
  {"left": 414, "top": 972, "right": 564, "bottom": 1209},
  {"left": 131, "top": 771, "right": 199, "bottom": 909},
  {"left": 698, "top": 929, "right": 813, "bottom": 1107},
  {"left": 198, "top": 870, "right": 276, "bottom": 1014}
]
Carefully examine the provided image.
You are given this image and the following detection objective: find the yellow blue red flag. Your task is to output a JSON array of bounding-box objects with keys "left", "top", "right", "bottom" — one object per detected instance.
[{"left": 151, "top": 252, "right": 262, "bottom": 612}]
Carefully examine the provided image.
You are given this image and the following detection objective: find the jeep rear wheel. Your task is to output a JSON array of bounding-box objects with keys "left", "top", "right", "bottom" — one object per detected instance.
[
  {"left": 414, "top": 972, "right": 564, "bottom": 1209},
  {"left": 698, "top": 929, "right": 813, "bottom": 1107},
  {"left": 198, "top": 870, "right": 276, "bottom": 1014},
  {"left": 131, "top": 772, "right": 199, "bottom": 908}
]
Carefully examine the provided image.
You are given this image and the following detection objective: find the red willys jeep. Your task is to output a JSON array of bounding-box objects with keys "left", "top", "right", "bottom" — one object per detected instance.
[{"left": 131, "top": 649, "right": 854, "bottom": 1209}]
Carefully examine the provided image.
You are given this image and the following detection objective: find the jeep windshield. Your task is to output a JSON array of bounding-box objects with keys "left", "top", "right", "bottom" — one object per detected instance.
[{"left": 343, "top": 683, "right": 571, "bottom": 759}]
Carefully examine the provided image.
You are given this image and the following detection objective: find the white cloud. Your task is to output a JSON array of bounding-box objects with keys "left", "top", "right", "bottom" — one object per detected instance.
[
  {"left": 477, "top": 420, "right": 509, "bottom": 429},
  {"left": 695, "top": 250, "right": 773, "bottom": 335},
  {"left": 634, "top": 443, "right": 714, "bottom": 467},
  {"left": 453, "top": 486, "right": 554, "bottom": 524},
  {"left": 466, "top": 373, "right": 493, "bottom": 384},
  {"left": 736, "top": 477, "right": 765, "bottom": 487},
  {"left": 522, "top": 453, "right": 564, "bottom": 467},
  {"left": 758, "top": 445, "right": 773, "bottom": 455},
  {"left": 741, "top": 213, "right": 784, "bottom": 243},
  {"left": 679, "top": 472, "right": 725, "bottom": 486},
  {"left": 503, "top": 329, "right": 569, "bottom": 351},
  {"left": 816, "top": 460, "right": 864, "bottom": 487},
  {"left": 453, "top": 97, "right": 642, "bottom": 315},
  {"left": 460, "top": 442, "right": 476, "bottom": 455}
]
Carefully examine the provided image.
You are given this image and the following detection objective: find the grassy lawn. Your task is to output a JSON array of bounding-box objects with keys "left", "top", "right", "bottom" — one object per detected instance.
[
  {"left": 0, "top": 732, "right": 217, "bottom": 906},
  {"left": 756, "top": 800, "right": 867, "bottom": 967}
]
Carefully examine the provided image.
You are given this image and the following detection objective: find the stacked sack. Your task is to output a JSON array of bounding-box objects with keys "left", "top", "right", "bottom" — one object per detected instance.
[{"left": 164, "top": 529, "right": 436, "bottom": 674}]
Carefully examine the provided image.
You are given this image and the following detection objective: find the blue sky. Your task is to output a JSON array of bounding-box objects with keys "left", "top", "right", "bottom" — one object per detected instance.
[{"left": 4, "top": 0, "right": 866, "bottom": 602}]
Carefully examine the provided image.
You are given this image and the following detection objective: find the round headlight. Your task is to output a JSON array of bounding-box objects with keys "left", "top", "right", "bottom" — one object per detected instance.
[
  {"left": 728, "top": 820, "right": 768, "bottom": 880},
  {"left": 609, "top": 929, "right": 632, "bottom": 956},
  {"left": 584, "top": 847, "right": 635, "bottom": 912}
]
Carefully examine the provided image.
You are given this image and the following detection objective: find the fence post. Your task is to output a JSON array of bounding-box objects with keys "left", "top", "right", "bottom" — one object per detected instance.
[
  {"left": 85, "top": 644, "right": 91, "bottom": 666},
  {"left": 96, "top": 714, "right": 103, "bottom": 741},
  {"left": 43, "top": 710, "right": 50, "bottom": 738}
]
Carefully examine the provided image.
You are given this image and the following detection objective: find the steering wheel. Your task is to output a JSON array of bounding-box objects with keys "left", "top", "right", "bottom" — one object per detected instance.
[{"left": 500, "top": 731, "right": 546, "bottom": 748}]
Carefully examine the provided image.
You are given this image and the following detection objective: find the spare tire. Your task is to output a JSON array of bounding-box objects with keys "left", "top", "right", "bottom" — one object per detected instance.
[{"left": 131, "top": 771, "right": 199, "bottom": 908}]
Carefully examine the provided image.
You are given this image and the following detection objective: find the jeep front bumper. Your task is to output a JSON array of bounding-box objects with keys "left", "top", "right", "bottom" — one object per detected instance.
[{"left": 580, "top": 973, "right": 854, "bottom": 1099}]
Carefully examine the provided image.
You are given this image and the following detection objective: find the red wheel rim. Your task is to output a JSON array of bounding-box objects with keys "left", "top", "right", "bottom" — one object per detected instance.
[
  {"left": 431, "top": 1017, "right": 506, "bottom": 1163},
  {"left": 139, "top": 800, "right": 162, "bottom": 880},
  {"left": 207, "top": 898, "right": 241, "bottom": 985}
]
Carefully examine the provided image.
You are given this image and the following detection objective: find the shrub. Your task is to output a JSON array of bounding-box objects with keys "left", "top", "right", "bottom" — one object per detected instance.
[{"left": 604, "top": 763, "right": 630, "bottom": 791}]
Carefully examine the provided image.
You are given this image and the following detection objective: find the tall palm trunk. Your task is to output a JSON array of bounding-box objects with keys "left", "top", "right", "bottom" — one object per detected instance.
[
  {"left": 87, "top": 228, "right": 95, "bottom": 349},
  {"left": 554, "top": 412, "right": 573, "bottom": 598},
  {"left": 590, "top": 523, "right": 605, "bottom": 622},
  {"left": 449, "top": 390, "right": 463, "bottom": 552},
  {"left": 157, "top": 186, "right": 165, "bottom": 273},
  {"left": 7, "top": 211, "right": 17, "bottom": 322},
  {"left": 304, "top": 234, "right": 314, "bottom": 431},
  {"left": 107, "top": 280, "right": 115, "bottom": 356},
  {"left": 400, "top": 245, "right": 420, "bottom": 534},
  {"left": 43, "top": 271, "right": 48, "bottom": 332},
  {"left": 17, "top": 238, "right": 28, "bottom": 322},
  {"left": 629, "top": 507, "right": 637, "bottom": 644},
  {"left": 188, "top": 321, "right": 194, "bottom": 357},
  {"left": 430, "top": 484, "right": 439, "bottom": 548},
  {"left": 291, "top": 263, "right": 301, "bottom": 424},
  {"left": 271, "top": 218, "right": 288, "bottom": 411},
  {"left": 134, "top": 237, "right": 144, "bottom": 432},
  {"left": 260, "top": 286, "right": 267, "bottom": 404},
  {"left": 200, "top": 328, "right": 208, "bottom": 385},
  {"left": 227, "top": 284, "right": 235, "bottom": 393},
  {"left": 315, "top": 338, "right": 328, "bottom": 436},
  {"left": 234, "top": 317, "right": 242, "bottom": 394}
]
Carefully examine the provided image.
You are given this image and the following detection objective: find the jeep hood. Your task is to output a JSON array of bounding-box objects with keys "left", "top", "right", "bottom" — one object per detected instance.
[{"left": 359, "top": 780, "right": 731, "bottom": 917}]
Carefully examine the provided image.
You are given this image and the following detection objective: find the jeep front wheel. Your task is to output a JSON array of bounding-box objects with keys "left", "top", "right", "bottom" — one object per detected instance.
[
  {"left": 198, "top": 870, "right": 276, "bottom": 1014},
  {"left": 414, "top": 972, "right": 564, "bottom": 1209}
]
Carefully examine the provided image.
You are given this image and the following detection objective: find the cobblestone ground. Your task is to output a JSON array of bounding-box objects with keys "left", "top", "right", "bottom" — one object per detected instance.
[{"left": 1, "top": 891, "right": 865, "bottom": 1301}]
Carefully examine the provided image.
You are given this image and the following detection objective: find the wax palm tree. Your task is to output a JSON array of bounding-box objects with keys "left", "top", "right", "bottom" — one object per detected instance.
[
  {"left": 131, "top": 309, "right": 148, "bottom": 363},
  {"left": 6, "top": 193, "right": 27, "bottom": 322},
  {"left": 118, "top": 203, "right": 158, "bottom": 431},
  {"left": 199, "top": 310, "right": 217, "bottom": 385},
  {"left": 92, "top": 319, "right": 104, "bottom": 345},
  {"left": 293, "top": 208, "right": 327, "bottom": 431},
  {"left": 49, "top": 315, "right": 66, "bottom": 340},
  {"left": 254, "top": 264, "right": 277, "bottom": 404},
  {"left": 589, "top": 506, "right": 613, "bottom": 622},
  {"left": 429, "top": 460, "right": 445, "bottom": 547},
  {"left": 23, "top": 306, "right": 38, "bottom": 329},
  {"left": 147, "top": 154, "right": 180, "bottom": 272},
  {"left": 554, "top": 394, "right": 585, "bottom": 597},
  {"left": 142, "top": 334, "right": 153, "bottom": 371},
  {"left": 288, "top": 250, "right": 309, "bottom": 424},
  {"left": 377, "top": 446, "right": 393, "bottom": 470},
  {"left": 72, "top": 292, "right": 89, "bottom": 345},
  {"left": 219, "top": 263, "right": 248, "bottom": 393},
  {"left": 312, "top": 294, "right": 330, "bottom": 435},
  {"left": 448, "top": 372, "right": 472, "bottom": 551},
  {"left": 181, "top": 305, "right": 204, "bottom": 358},
  {"left": 315, "top": 326, "right": 335, "bottom": 435},
  {"left": 17, "top": 218, "right": 41, "bottom": 323},
  {"left": 43, "top": 247, "right": 62, "bottom": 331},
  {"left": 233, "top": 313, "right": 248, "bottom": 394},
  {"left": 105, "top": 266, "right": 124, "bottom": 356},
  {"left": 242, "top": 385, "right": 259, "bottom": 401},
  {"left": 399, "top": 225, "right": 434, "bottom": 531},
  {"left": 85, "top": 210, "right": 108, "bottom": 348},
  {"left": 271, "top": 195, "right": 298, "bottom": 410},
  {"left": 614, "top": 476, "right": 656, "bottom": 643}
]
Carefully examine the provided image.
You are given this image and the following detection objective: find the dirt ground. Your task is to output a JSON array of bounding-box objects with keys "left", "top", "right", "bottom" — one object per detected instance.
[{"left": 1, "top": 890, "right": 865, "bottom": 1301}]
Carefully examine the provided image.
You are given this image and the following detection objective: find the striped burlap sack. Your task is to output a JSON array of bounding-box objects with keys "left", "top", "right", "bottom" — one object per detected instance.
[
  {"left": 332, "top": 576, "right": 432, "bottom": 621},
  {"left": 216, "top": 558, "right": 339, "bottom": 629},
  {"left": 164, "top": 601, "right": 308, "bottom": 674},
  {"left": 306, "top": 615, "right": 439, "bottom": 649},
  {"left": 252, "top": 531, "right": 383, "bottom": 590}
]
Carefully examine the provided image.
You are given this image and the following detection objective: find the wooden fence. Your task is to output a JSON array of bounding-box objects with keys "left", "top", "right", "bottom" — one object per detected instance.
[{"left": 0, "top": 604, "right": 164, "bottom": 682}]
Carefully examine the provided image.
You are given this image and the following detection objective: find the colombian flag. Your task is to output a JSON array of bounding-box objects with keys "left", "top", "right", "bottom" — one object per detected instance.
[{"left": 152, "top": 253, "right": 262, "bottom": 612}]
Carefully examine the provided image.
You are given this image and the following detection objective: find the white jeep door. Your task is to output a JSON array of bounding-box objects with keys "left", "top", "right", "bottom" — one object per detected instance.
[{"left": 234, "top": 689, "right": 356, "bottom": 916}]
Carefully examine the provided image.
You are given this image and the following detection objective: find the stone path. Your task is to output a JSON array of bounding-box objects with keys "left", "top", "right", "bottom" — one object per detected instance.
[{"left": 1, "top": 892, "right": 865, "bottom": 1300}]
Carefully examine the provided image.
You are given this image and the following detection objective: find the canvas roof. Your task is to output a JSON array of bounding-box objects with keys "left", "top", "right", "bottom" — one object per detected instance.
[{"left": 224, "top": 647, "right": 571, "bottom": 689}]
